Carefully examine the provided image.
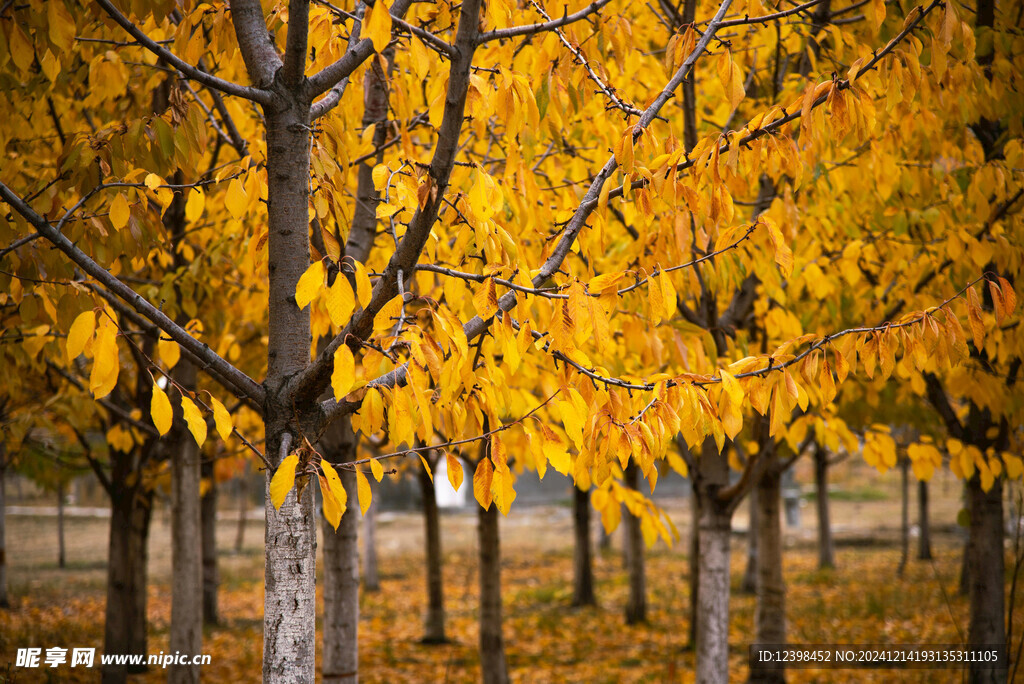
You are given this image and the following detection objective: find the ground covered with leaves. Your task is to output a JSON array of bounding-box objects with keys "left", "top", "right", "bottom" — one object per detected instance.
[{"left": 2, "top": 501, "right": 1017, "bottom": 683}]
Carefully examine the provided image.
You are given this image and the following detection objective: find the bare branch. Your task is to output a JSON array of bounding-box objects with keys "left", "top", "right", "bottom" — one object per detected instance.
[
  {"left": 476, "top": 0, "right": 615, "bottom": 44},
  {"left": 95, "top": 0, "right": 273, "bottom": 104},
  {"left": 230, "top": 0, "right": 284, "bottom": 89},
  {"left": 282, "top": 0, "right": 311, "bottom": 88},
  {"left": 717, "top": 0, "right": 828, "bottom": 27}
]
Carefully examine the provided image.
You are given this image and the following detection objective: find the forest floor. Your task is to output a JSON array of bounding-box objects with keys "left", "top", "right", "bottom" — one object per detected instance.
[{"left": 3, "top": 464, "right": 1023, "bottom": 682}]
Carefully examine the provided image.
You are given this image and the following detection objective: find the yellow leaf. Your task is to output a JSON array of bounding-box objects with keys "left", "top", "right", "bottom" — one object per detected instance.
[
  {"left": 473, "top": 277, "right": 499, "bottom": 320},
  {"left": 211, "top": 397, "right": 232, "bottom": 441},
  {"left": 150, "top": 383, "right": 173, "bottom": 436},
  {"left": 446, "top": 452, "right": 463, "bottom": 491},
  {"left": 966, "top": 285, "right": 984, "bottom": 350},
  {"left": 659, "top": 269, "right": 676, "bottom": 318},
  {"left": 719, "top": 369, "right": 744, "bottom": 405},
  {"left": 419, "top": 455, "right": 433, "bottom": 482},
  {"left": 47, "top": 1, "right": 76, "bottom": 52},
  {"left": 225, "top": 177, "right": 247, "bottom": 219},
  {"left": 370, "top": 457, "right": 384, "bottom": 482},
  {"left": 998, "top": 277, "right": 1016, "bottom": 316},
  {"left": 365, "top": 0, "right": 393, "bottom": 53},
  {"left": 89, "top": 323, "right": 119, "bottom": 400},
  {"left": 66, "top": 311, "right": 95, "bottom": 361},
  {"left": 764, "top": 218, "right": 793, "bottom": 278},
  {"left": 110, "top": 193, "right": 131, "bottom": 230},
  {"left": 1005, "top": 453, "right": 1023, "bottom": 480},
  {"left": 270, "top": 453, "right": 299, "bottom": 510},
  {"left": 354, "top": 261, "right": 373, "bottom": 309},
  {"left": 144, "top": 173, "right": 162, "bottom": 190},
  {"left": 491, "top": 463, "right": 517, "bottom": 515},
  {"left": 319, "top": 474, "right": 342, "bottom": 530},
  {"left": 321, "top": 459, "right": 348, "bottom": 516},
  {"left": 8, "top": 22, "right": 34, "bottom": 73},
  {"left": 327, "top": 275, "right": 356, "bottom": 327},
  {"left": 184, "top": 188, "right": 205, "bottom": 222},
  {"left": 295, "top": 260, "right": 326, "bottom": 310},
  {"left": 158, "top": 337, "right": 180, "bottom": 369},
  {"left": 474, "top": 457, "right": 494, "bottom": 510},
  {"left": 331, "top": 344, "right": 356, "bottom": 401},
  {"left": 717, "top": 50, "right": 746, "bottom": 112},
  {"left": 647, "top": 274, "right": 664, "bottom": 325},
  {"left": 180, "top": 395, "right": 207, "bottom": 447},
  {"left": 357, "top": 469, "right": 372, "bottom": 514}
]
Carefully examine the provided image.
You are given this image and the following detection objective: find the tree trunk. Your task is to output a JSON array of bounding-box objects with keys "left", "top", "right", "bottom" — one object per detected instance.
[
  {"left": 965, "top": 475, "right": 1006, "bottom": 683},
  {"left": 235, "top": 476, "right": 247, "bottom": 553},
  {"left": 478, "top": 502, "right": 509, "bottom": 684},
  {"left": 262, "top": 96, "right": 316, "bottom": 684},
  {"left": 749, "top": 455, "right": 785, "bottom": 684},
  {"left": 102, "top": 481, "right": 153, "bottom": 683},
  {"left": 917, "top": 479, "right": 932, "bottom": 560},
  {"left": 572, "top": 485, "right": 597, "bottom": 607},
  {"left": 417, "top": 462, "right": 447, "bottom": 643},
  {"left": 363, "top": 502, "right": 380, "bottom": 592},
  {"left": 201, "top": 457, "right": 219, "bottom": 625},
  {"left": 624, "top": 463, "right": 646, "bottom": 624},
  {"left": 321, "top": 418, "right": 360, "bottom": 684},
  {"left": 898, "top": 458, "right": 909, "bottom": 578},
  {"left": 689, "top": 491, "right": 699, "bottom": 649},
  {"left": 168, "top": 362, "right": 203, "bottom": 684},
  {"left": 0, "top": 443, "right": 8, "bottom": 608},
  {"left": 57, "top": 480, "right": 66, "bottom": 569},
  {"left": 740, "top": 484, "right": 758, "bottom": 594},
  {"left": 695, "top": 440, "right": 732, "bottom": 684},
  {"left": 813, "top": 444, "right": 834, "bottom": 569}
]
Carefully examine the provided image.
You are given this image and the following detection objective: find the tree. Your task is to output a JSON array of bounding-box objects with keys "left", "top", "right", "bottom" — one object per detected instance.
[{"left": 2, "top": 2, "right": 1019, "bottom": 684}]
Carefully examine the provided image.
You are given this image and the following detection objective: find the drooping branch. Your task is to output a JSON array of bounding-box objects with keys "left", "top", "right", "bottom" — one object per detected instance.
[
  {"left": 95, "top": 0, "right": 274, "bottom": 104},
  {"left": 0, "top": 182, "right": 266, "bottom": 406},
  {"left": 601, "top": 0, "right": 941, "bottom": 206},
  {"left": 316, "top": 0, "right": 738, "bottom": 424}
]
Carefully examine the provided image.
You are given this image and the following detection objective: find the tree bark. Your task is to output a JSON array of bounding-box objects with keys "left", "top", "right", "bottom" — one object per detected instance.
[
  {"left": 917, "top": 479, "right": 932, "bottom": 560},
  {"left": 201, "top": 456, "right": 219, "bottom": 625},
  {"left": 101, "top": 478, "right": 153, "bottom": 683},
  {"left": 572, "top": 485, "right": 597, "bottom": 607},
  {"left": 898, "top": 458, "right": 909, "bottom": 578},
  {"left": 57, "top": 480, "right": 66, "bottom": 569},
  {"left": 689, "top": 491, "right": 699, "bottom": 649},
  {"left": 261, "top": 95, "right": 317, "bottom": 684},
  {"left": 624, "top": 463, "right": 646, "bottom": 624},
  {"left": 965, "top": 475, "right": 1006, "bottom": 683},
  {"left": 749, "top": 453, "right": 785, "bottom": 684},
  {"left": 0, "top": 443, "right": 8, "bottom": 608},
  {"left": 234, "top": 476, "right": 247, "bottom": 553},
  {"left": 813, "top": 444, "right": 834, "bottom": 569},
  {"left": 168, "top": 362, "right": 203, "bottom": 684},
  {"left": 740, "top": 484, "right": 758, "bottom": 594},
  {"left": 695, "top": 439, "right": 732, "bottom": 684},
  {"left": 417, "top": 462, "right": 447, "bottom": 643},
  {"left": 363, "top": 503, "right": 380, "bottom": 592},
  {"left": 478, "top": 502, "right": 509, "bottom": 684},
  {"left": 321, "top": 418, "right": 360, "bottom": 684}
]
